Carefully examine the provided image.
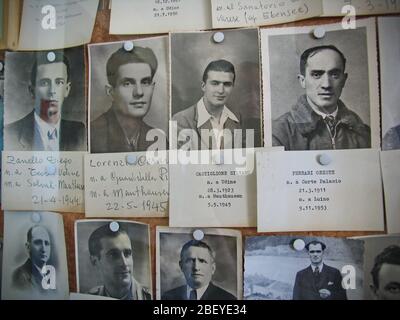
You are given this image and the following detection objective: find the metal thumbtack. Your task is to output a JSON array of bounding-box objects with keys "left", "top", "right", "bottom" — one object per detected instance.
[
  {"left": 47, "top": 52, "right": 56, "bottom": 62},
  {"left": 31, "top": 212, "right": 42, "bottom": 223},
  {"left": 193, "top": 229, "right": 204, "bottom": 241},
  {"left": 123, "top": 41, "right": 134, "bottom": 52},
  {"left": 109, "top": 221, "right": 120, "bottom": 232},
  {"left": 317, "top": 154, "right": 332, "bottom": 166},
  {"left": 313, "top": 26, "right": 326, "bottom": 39},
  {"left": 213, "top": 32, "right": 225, "bottom": 43},
  {"left": 126, "top": 154, "right": 137, "bottom": 165},
  {"left": 293, "top": 239, "right": 305, "bottom": 251},
  {"left": 46, "top": 165, "right": 57, "bottom": 175}
]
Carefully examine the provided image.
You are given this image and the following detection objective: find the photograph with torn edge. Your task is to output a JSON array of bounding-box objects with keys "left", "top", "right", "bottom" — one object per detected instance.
[
  {"left": 1, "top": 211, "right": 69, "bottom": 300},
  {"left": 89, "top": 37, "right": 169, "bottom": 153},
  {"left": 262, "top": 18, "right": 379, "bottom": 150},
  {"left": 157, "top": 227, "right": 242, "bottom": 300},
  {"left": 3, "top": 47, "right": 87, "bottom": 152},
  {"left": 170, "top": 28, "right": 262, "bottom": 150},
  {"left": 379, "top": 17, "right": 400, "bottom": 150},
  {"left": 244, "top": 236, "right": 364, "bottom": 300},
  {"left": 355, "top": 235, "right": 400, "bottom": 300},
  {"left": 75, "top": 220, "right": 152, "bottom": 300}
]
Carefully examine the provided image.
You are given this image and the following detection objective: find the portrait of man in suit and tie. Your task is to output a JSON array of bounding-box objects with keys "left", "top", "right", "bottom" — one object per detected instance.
[
  {"left": 90, "top": 43, "right": 167, "bottom": 153},
  {"left": 292, "top": 240, "right": 347, "bottom": 300},
  {"left": 12, "top": 225, "right": 52, "bottom": 292},
  {"left": 162, "top": 239, "right": 237, "bottom": 300},
  {"left": 4, "top": 50, "right": 86, "bottom": 151}
]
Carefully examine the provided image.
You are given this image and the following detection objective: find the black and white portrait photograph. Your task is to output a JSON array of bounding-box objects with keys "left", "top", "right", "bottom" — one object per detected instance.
[
  {"left": 356, "top": 235, "right": 400, "bottom": 300},
  {"left": 156, "top": 227, "right": 242, "bottom": 300},
  {"left": 244, "top": 236, "right": 364, "bottom": 300},
  {"left": 170, "top": 28, "right": 262, "bottom": 150},
  {"left": 1, "top": 211, "right": 69, "bottom": 300},
  {"left": 89, "top": 37, "right": 169, "bottom": 153},
  {"left": 262, "top": 18, "right": 379, "bottom": 150},
  {"left": 3, "top": 47, "right": 87, "bottom": 152},
  {"left": 379, "top": 17, "right": 400, "bottom": 150},
  {"left": 75, "top": 220, "right": 152, "bottom": 300}
]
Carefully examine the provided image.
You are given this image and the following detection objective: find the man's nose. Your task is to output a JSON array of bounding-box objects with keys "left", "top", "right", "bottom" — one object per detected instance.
[
  {"left": 192, "top": 260, "right": 200, "bottom": 271},
  {"left": 48, "top": 82, "right": 56, "bottom": 98},
  {"left": 320, "top": 74, "right": 332, "bottom": 88},
  {"left": 133, "top": 83, "right": 144, "bottom": 98},
  {"left": 216, "top": 83, "right": 225, "bottom": 93}
]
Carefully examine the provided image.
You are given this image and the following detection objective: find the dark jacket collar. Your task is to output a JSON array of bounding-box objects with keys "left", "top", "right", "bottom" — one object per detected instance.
[{"left": 290, "top": 95, "right": 366, "bottom": 135}]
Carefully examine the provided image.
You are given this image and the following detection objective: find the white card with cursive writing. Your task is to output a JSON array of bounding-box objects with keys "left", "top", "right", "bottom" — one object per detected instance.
[
  {"left": 211, "top": 0, "right": 322, "bottom": 28},
  {"left": 257, "top": 149, "right": 384, "bottom": 232},
  {"left": 169, "top": 148, "right": 281, "bottom": 227},
  {"left": 84, "top": 152, "right": 169, "bottom": 217},
  {"left": 380, "top": 150, "right": 400, "bottom": 234},
  {"left": 1, "top": 151, "right": 85, "bottom": 212},
  {"left": 110, "top": 0, "right": 212, "bottom": 35}
]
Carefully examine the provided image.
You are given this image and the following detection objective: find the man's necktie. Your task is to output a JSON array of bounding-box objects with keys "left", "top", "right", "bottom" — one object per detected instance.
[
  {"left": 324, "top": 115, "right": 337, "bottom": 137},
  {"left": 189, "top": 289, "right": 197, "bottom": 300}
]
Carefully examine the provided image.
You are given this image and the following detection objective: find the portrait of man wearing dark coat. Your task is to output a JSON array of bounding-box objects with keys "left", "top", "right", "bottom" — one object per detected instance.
[
  {"left": 162, "top": 240, "right": 237, "bottom": 300},
  {"left": 292, "top": 240, "right": 347, "bottom": 300}
]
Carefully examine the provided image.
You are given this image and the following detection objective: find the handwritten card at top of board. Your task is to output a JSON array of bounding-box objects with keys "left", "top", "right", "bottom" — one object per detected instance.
[
  {"left": 110, "top": 0, "right": 212, "bottom": 35},
  {"left": 322, "top": 0, "right": 400, "bottom": 16},
  {"left": 380, "top": 150, "right": 400, "bottom": 234},
  {"left": 211, "top": 0, "right": 323, "bottom": 28},
  {"left": 256, "top": 149, "right": 384, "bottom": 232},
  {"left": 84, "top": 152, "right": 169, "bottom": 217},
  {"left": 1, "top": 151, "right": 85, "bottom": 212},
  {"left": 18, "top": 0, "right": 99, "bottom": 50}
]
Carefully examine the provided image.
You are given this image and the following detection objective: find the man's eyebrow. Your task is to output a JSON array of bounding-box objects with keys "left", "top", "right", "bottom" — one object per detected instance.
[{"left": 384, "top": 281, "right": 400, "bottom": 286}]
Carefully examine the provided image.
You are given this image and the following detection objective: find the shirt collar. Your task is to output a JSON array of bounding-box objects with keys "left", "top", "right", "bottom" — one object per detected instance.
[
  {"left": 186, "top": 284, "right": 209, "bottom": 300},
  {"left": 34, "top": 112, "right": 61, "bottom": 139},
  {"left": 196, "top": 98, "right": 239, "bottom": 128},
  {"left": 307, "top": 97, "right": 338, "bottom": 119},
  {"left": 311, "top": 263, "right": 324, "bottom": 272}
]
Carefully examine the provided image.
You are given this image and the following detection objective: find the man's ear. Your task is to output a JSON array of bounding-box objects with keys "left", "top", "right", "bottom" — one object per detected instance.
[
  {"left": 64, "top": 82, "right": 71, "bottom": 98},
  {"left": 25, "top": 242, "right": 31, "bottom": 257},
  {"left": 201, "top": 81, "right": 206, "bottom": 93},
  {"left": 369, "top": 283, "right": 379, "bottom": 299},
  {"left": 211, "top": 260, "right": 216, "bottom": 276},
  {"left": 298, "top": 74, "right": 306, "bottom": 89},
  {"left": 179, "top": 260, "right": 183, "bottom": 271},
  {"left": 90, "top": 255, "right": 99, "bottom": 267},
  {"left": 28, "top": 85, "right": 35, "bottom": 99},
  {"left": 105, "top": 84, "right": 113, "bottom": 97}
]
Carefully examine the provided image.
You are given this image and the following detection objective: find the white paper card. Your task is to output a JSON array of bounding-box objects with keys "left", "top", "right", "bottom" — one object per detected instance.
[
  {"left": 169, "top": 148, "right": 280, "bottom": 227},
  {"left": 322, "top": 0, "right": 400, "bottom": 16},
  {"left": 1, "top": 151, "right": 85, "bottom": 212},
  {"left": 211, "top": 0, "right": 322, "bottom": 28},
  {"left": 110, "top": 0, "right": 212, "bottom": 35},
  {"left": 84, "top": 152, "right": 169, "bottom": 217},
  {"left": 380, "top": 150, "right": 400, "bottom": 234},
  {"left": 257, "top": 149, "right": 384, "bottom": 232},
  {"left": 18, "top": 0, "right": 99, "bottom": 50}
]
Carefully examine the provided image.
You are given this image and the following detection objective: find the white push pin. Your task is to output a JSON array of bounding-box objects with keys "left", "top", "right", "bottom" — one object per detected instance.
[
  {"left": 46, "top": 165, "right": 57, "bottom": 175},
  {"left": 47, "top": 52, "right": 56, "bottom": 62},
  {"left": 293, "top": 239, "right": 305, "bottom": 251},
  {"left": 31, "top": 212, "right": 41, "bottom": 223},
  {"left": 313, "top": 26, "right": 326, "bottom": 39},
  {"left": 109, "top": 221, "right": 120, "bottom": 232},
  {"left": 193, "top": 229, "right": 204, "bottom": 241},
  {"left": 123, "top": 41, "right": 134, "bottom": 52},
  {"left": 213, "top": 32, "right": 225, "bottom": 43},
  {"left": 126, "top": 154, "right": 137, "bottom": 165},
  {"left": 317, "top": 153, "right": 332, "bottom": 166},
  {"left": 0, "top": 62, "right": 3, "bottom": 72}
]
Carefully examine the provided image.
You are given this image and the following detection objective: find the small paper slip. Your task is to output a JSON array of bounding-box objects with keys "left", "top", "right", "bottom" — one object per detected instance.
[
  {"left": 1, "top": 151, "right": 85, "bottom": 212},
  {"left": 322, "top": 0, "right": 400, "bottom": 16},
  {"left": 256, "top": 149, "right": 384, "bottom": 232}
]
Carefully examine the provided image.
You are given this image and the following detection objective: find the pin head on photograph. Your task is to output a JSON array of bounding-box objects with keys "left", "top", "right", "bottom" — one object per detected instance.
[
  {"left": 31, "top": 212, "right": 42, "bottom": 223},
  {"left": 126, "top": 154, "right": 137, "bottom": 165},
  {"left": 193, "top": 229, "right": 204, "bottom": 241},
  {"left": 317, "top": 153, "right": 332, "bottom": 166},
  {"left": 293, "top": 239, "right": 306, "bottom": 251},
  {"left": 123, "top": 41, "right": 134, "bottom": 52},
  {"left": 47, "top": 51, "right": 56, "bottom": 62},
  {"left": 213, "top": 32, "right": 225, "bottom": 43},
  {"left": 109, "top": 221, "right": 120, "bottom": 232},
  {"left": 313, "top": 26, "right": 326, "bottom": 39}
]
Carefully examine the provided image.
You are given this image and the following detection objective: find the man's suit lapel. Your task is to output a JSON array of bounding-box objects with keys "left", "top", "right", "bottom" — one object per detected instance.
[
  {"left": 19, "top": 111, "right": 35, "bottom": 150},
  {"left": 107, "top": 109, "right": 132, "bottom": 152}
]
